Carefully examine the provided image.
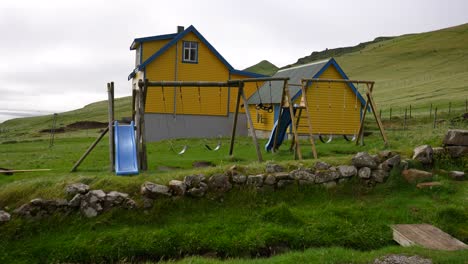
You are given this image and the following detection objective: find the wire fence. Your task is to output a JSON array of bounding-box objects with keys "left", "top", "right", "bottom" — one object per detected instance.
[{"left": 372, "top": 99, "right": 468, "bottom": 130}]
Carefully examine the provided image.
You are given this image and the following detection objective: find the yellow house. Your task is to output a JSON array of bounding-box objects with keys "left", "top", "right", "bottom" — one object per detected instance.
[
  {"left": 247, "top": 58, "right": 366, "bottom": 147},
  {"left": 128, "top": 25, "right": 266, "bottom": 142}
]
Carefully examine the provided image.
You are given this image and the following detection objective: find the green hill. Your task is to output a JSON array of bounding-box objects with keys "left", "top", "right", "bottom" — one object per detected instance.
[
  {"left": 336, "top": 23, "right": 468, "bottom": 110},
  {"left": 244, "top": 60, "right": 279, "bottom": 76}
]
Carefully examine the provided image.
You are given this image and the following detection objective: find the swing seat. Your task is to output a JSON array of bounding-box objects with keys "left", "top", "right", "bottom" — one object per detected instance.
[
  {"left": 343, "top": 135, "right": 357, "bottom": 142},
  {"left": 319, "top": 134, "right": 333, "bottom": 143},
  {"left": 170, "top": 144, "right": 188, "bottom": 155}
]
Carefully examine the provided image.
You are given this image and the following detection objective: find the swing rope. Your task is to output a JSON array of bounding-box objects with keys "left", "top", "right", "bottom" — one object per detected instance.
[
  {"left": 205, "top": 85, "right": 223, "bottom": 152},
  {"left": 162, "top": 84, "right": 188, "bottom": 155},
  {"left": 255, "top": 81, "right": 273, "bottom": 113}
]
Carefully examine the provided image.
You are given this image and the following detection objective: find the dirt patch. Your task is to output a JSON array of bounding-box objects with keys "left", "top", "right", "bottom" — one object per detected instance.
[
  {"left": 192, "top": 161, "right": 215, "bottom": 168},
  {"left": 66, "top": 121, "right": 108, "bottom": 129},
  {"left": 373, "top": 254, "right": 432, "bottom": 264},
  {"left": 39, "top": 127, "right": 66, "bottom": 133}
]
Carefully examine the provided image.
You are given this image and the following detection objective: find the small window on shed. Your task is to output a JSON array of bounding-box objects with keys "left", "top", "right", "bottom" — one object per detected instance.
[{"left": 182, "top": 41, "right": 198, "bottom": 63}]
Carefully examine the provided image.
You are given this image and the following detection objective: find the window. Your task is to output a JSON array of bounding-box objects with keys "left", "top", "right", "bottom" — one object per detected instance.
[{"left": 182, "top": 41, "right": 198, "bottom": 63}]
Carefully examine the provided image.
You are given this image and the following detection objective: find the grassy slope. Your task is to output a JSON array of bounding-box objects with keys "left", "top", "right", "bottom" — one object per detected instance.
[
  {"left": 337, "top": 23, "right": 468, "bottom": 110},
  {"left": 244, "top": 60, "right": 279, "bottom": 76}
]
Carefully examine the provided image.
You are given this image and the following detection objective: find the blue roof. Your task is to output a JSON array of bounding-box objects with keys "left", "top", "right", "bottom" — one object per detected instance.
[
  {"left": 128, "top": 25, "right": 265, "bottom": 80},
  {"left": 130, "top": 33, "right": 178, "bottom": 50}
]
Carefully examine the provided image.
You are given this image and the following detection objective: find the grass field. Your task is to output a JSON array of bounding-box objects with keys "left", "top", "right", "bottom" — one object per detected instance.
[{"left": 0, "top": 112, "right": 467, "bottom": 263}]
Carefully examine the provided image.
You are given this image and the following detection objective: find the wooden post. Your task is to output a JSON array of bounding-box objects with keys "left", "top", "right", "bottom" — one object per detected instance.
[
  {"left": 300, "top": 81, "right": 318, "bottom": 159},
  {"left": 429, "top": 103, "right": 432, "bottom": 118},
  {"left": 465, "top": 99, "right": 467, "bottom": 112},
  {"left": 71, "top": 127, "right": 109, "bottom": 172},
  {"left": 229, "top": 84, "right": 242, "bottom": 156},
  {"left": 448, "top": 102, "right": 451, "bottom": 117},
  {"left": 289, "top": 108, "right": 302, "bottom": 152},
  {"left": 365, "top": 87, "right": 388, "bottom": 146},
  {"left": 107, "top": 82, "right": 115, "bottom": 172},
  {"left": 379, "top": 109, "right": 382, "bottom": 120},
  {"left": 240, "top": 83, "right": 263, "bottom": 162},
  {"left": 433, "top": 107, "right": 438, "bottom": 129},
  {"left": 409, "top": 105, "right": 412, "bottom": 119},
  {"left": 404, "top": 107, "right": 407, "bottom": 130},
  {"left": 139, "top": 80, "right": 148, "bottom": 171},
  {"left": 390, "top": 107, "right": 392, "bottom": 121},
  {"left": 284, "top": 80, "right": 303, "bottom": 160},
  {"left": 356, "top": 99, "right": 369, "bottom": 146},
  {"left": 272, "top": 83, "right": 286, "bottom": 152}
]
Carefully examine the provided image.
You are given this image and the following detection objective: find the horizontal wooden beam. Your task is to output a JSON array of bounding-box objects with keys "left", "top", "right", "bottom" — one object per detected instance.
[
  {"left": 301, "top": 78, "right": 375, "bottom": 85},
  {"left": 141, "top": 80, "right": 234, "bottom": 87}
]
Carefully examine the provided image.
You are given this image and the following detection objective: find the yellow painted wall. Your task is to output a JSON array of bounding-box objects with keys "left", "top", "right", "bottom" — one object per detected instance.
[
  {"left": 295, "top": 65, "right": 361, "bottom": 135},
  {"left": 141, "top": 39, "right": 171, "bottom": 62},
  {"left": 144, "top": 32, "right": 232, "bottom": 116},
  {"left": 249, "top": 105, "right": 275, "bottom": 130}
]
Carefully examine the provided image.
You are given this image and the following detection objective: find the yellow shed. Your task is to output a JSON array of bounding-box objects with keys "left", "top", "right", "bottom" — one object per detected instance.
[
  {"left": 128, "top": 25, "right": 266, "bottom": 142},
  {"left": 247, "top": 58, "right": 366, "bottom": 144}
]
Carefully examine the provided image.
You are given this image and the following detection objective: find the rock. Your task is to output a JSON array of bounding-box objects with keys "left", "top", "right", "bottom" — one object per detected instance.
[
  {"left": 13, "top": 204, "right": 35, "bottom": 218},
  {"left": 402, "top": 169, "right": 433, "bottom": 183},
  {"left": 141, "top": 182, "right": 172, "bottom": 199},
  {"left": 265, "top": 163, "right": 284, "bottom": 173},
  {"left": 371, "top": 154, "right": 382, "bottom": 164},
  {"left": 208, "top": 174, "right": 232, "bottom": 193},
  {"left": 432, "top": 147, "right": 445, "bottom": 156},
  {"left": 14, "top": 198, "right": 69, "bottom": 219},
  {"left": 226, "top": 165, "right": 239, "bottom": 176},
  {"left": 0, "top": 210, "right": 11, "bottom": 223},
  {"left": 378, "top": 150, "right": 395, "bottom": 160},
  {"left": 338, "top": 178, "right": 350, "bottom": 184},
  {"left": 323, "top": 181, "right": 337, "bottom": 188},
  {"left": 337, "top": 165, "right": 357, "bottom": 178},
  {"left": 272, "top": 172, "right": 292, "bottom": 181},
  {"left": 264, "top": 175, "right": 276, "bottom": 185},
  {"left": 315, "top": 168, "right": 340, "bottom": 183},
  {"left": 80, "top": 190, "right": 107, "bottom": 218},
  {"left": 68, "top": 194, "right": 82, "bottom": 208},
  {"left": 400, "top": 160, "right": 409, "bottom": 170},
  {"left": 246, "top": 174, "right": 264, "bottom": 187},
  {"left": 232, "top": 174, "right": 247, "bottom": 184},
  {"left": 358, "top": 167, "right": 372, "bottom": 179},
  {"left": 416, "top": 182, "right": 443, "bottom": 189},
  {"left": 142, "top": 197, "right": 154, "bottom": 209},
  {"left": 168, "top": 180, "right": 186, "bottom": 196},
  {"left": 448, "top": 171, "right": 465, "bottom": 181},
  {"left": 352, "top": 152, "right": 378, "bottom": 169},
  {"left": 105, "top": 191, "right": 129, "bottom": 207},
  {"left": 443, "top": 129, "right": 468, "bottom": 146},
  {"left": 184, "top": 174, "right": 206, "bottom": 189},
  {"left": 277, "top": 179, "right": 294, "bottom": 189},
  {"left": 381, "top": 155, "right": 401, "bottom": 172},
  {"left": 373, "top": 254, "right": 432, "bottom": 264},
  {"left": 444, "top": 146, "right": 468, "bottom": 158},
  {"left": 65, "top": 183, "right": 90, "bottom": 196},
  {"left": 290, "top": 168, "right": 315, "bottom": 181},
  {"left": 187, "top": 182, "right": 208, "bottom": 198},
  {"left": 412, "top": 145, "right": 433, "bottom": 165},
  {"left": 314, "top": 161, "right": 330, "bottom": 170},
  {"left": 371, "top": 169, "right": 389, "bottom": 183},
  {"left": 123, "top": 199, "right": 137, "bottom": 209}
]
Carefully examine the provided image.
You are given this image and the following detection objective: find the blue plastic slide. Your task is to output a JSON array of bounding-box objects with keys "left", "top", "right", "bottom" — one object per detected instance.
[
  {"left": 265, "top": 109, "right": 293, "bottom": 152},
  {"left": 114, "top": 121, "right": 139, "bottom": 175}
]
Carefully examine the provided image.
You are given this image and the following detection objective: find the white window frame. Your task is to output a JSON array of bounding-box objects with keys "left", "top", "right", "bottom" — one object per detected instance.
[{"left": 182, "top": 41, "right": 198, "bottom": 63}]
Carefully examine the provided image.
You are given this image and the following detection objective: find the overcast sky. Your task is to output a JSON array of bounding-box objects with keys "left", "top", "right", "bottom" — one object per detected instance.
[{"left": 0, "top": 0, "right": 467, "bottom": 122}]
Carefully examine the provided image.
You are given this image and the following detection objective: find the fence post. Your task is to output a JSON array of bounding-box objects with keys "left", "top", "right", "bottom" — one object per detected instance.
[
  {"left": 404, "top": 108, "right": 407, "bottom": 130},
  {"left": 465, "top": 99, "right": 467, "bottom": 113},
  {"left": 433, "top": 107, "right": 438, "bottom": 129},
  {"left": 409, "top": 105, "right": 412, "bottom": 119},
  {"left": 448, "top": 102, "right": 451, "bottom": 117},
  {"left": 379, "top": 109, "right": 382, "bottom": 120},
  {"left": 389, "top": 107, "right": 392, "bottom": 121},
  {"left": 429, "top": 103, "right": 432, "bottom": 118}
]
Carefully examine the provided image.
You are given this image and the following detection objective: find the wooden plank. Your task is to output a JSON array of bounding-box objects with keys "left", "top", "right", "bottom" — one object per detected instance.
[
  {"left": 70, "top": 127, "right": 109, "bottom": 172},
  {"left": 366, "top": 89, "right": 389, "bottom": 146},
  {"left": 1, "top": 169, "right": 52, "bottom": 174},
  {"left": 356, "top": 97, "right": 370, "bottom": 146},
  {"left": 300, "top": 82, "right": 318, "bottom": 159},
  {"left": 392, "top": 224, "right": 468, "bottom": 251},
  {"left": 107, "top": 82, "right": 115, "bottom": 172},
  {"left": 229, "top": 83, "right": 242, "bottom": 156},
  {"left": 240, "top": 84, "right": 263, "bottom": 162},
  {"left": 284, "top": 80, "right": 302, "bottom": 160}
]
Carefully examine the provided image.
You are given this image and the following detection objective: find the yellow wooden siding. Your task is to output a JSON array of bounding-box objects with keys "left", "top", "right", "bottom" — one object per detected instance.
[
  {"left": 294, "top": 65, "right": 361, "bottom": 135},
  {"left": 249, "top": 105, "right": 275, "bottom": 130},
  {"left": 145, "top": 32, "right": 231, "bottom": 115},
  {"left": 141, "top": 40, "right": 171, "bottom": 62}
]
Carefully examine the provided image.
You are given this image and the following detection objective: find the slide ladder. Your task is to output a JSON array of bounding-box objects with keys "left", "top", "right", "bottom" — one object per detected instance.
[
  {"left": 114, "top": 121, "right": 139, "bottom": 175},
  {"left": 265, "top": 109, "right": 294, "bottom": 152}
]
